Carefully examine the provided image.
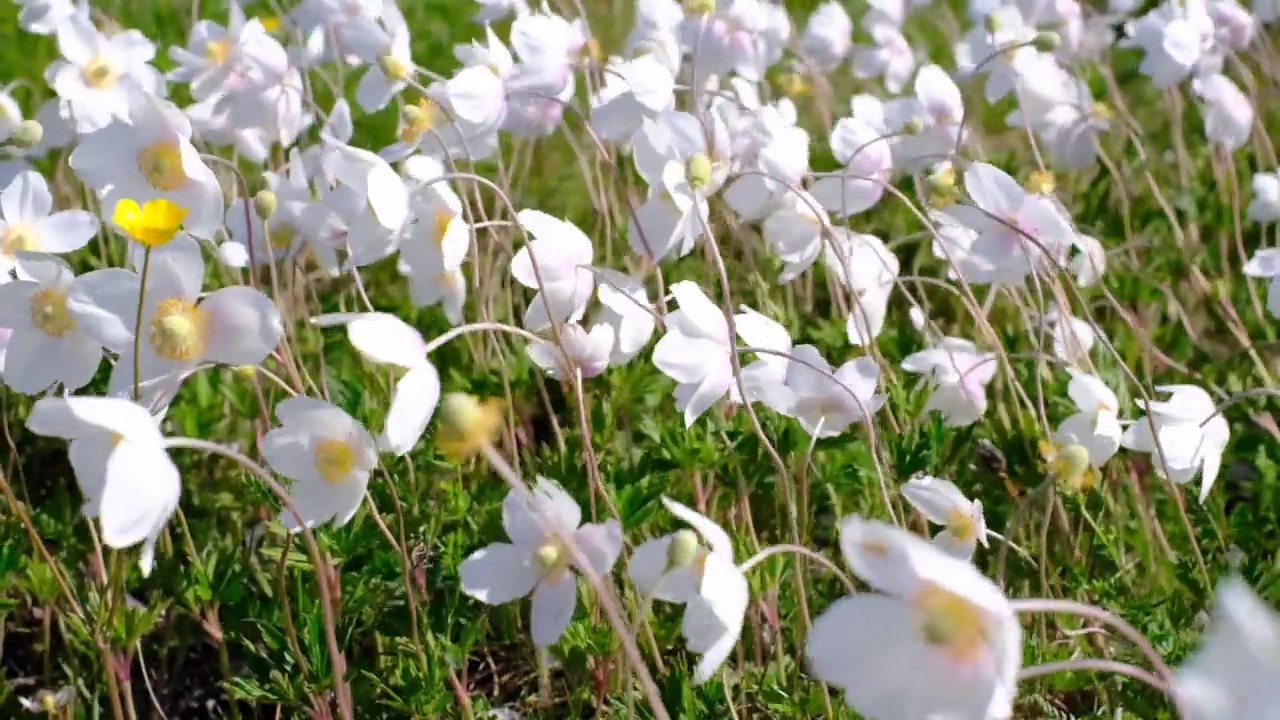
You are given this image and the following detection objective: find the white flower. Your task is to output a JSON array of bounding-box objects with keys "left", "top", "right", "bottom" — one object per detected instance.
[
  {"left": 47, "top": 13, "right": 165, "bottom": 133},
  {"left": 1121, "top": 384, "right": 1229, "bottom": 502},
  {"left": 167, "top": 0, "right": 261, "bottom": 102},
  {"left": 901, "top": 475, "right": 988, "bottom": 560},
  {"left": 594, "top": 268, "right": 657, "bottom": 364},
  {"left": 1173, "top": 577, "right": 1280, "bottom": 719},
  {"left": 1247, "top": 171, "right": 1280, "bottom": 223},
  {"left": 853, "top": 24, "right": 916, "bottom": 93},
  {"left": 0, "top": 253, "right": 106, "bottom": 394},
  {"left": 901, "top": 337, "right": 998, "bottom": 427},
  {"left": 810, "top": 117, "right": 893, "bottom": 218},
  {"left": 761, "top": 344, "right": 885, "bottom": 438},
  {"left": 1121, "top": 0, "right": 1215, "bottom": 88},
  {"left": 343, "top": 4, "right": 415, "bottom": 112},
  {"left": 627, "top": 497, "right": 749, "bottom": 683},
  {"left": 263, "top": 396, "right": 379, "bottom": 530},
  {"left": 321, "top": 136, "right": 409, "bottom": 231},
  {"left": 76, "top": 237, "right": 282, "bottom": 409},
  {"left": 1192, "top": 73, "right": 1254, "bottom": 152},
  {"left": 807, "top": 516, "right": 1021, "bottom": 720},
  {"left": 630, "top": 110, "right": 731, "bottom": 261},
  {"left": 526, "top": 323, "right": 614, "bottom": 380},
  {"left": 590, "top": 54, "right": 675, "bottom": 142},
  {"left": 762, "top": 190, "right": 831, "bottom": 283},
  {"left": 942, "top": 162, "right": 1076, "bottom": 285},
  {"left": 651, "top": 281, "right": 790, "bottom": 426},
  {"left": 510, "top": 210, "right": 595, "bottom": 331},
  {"left": 16, "top": 0, "right": 76, "bottom": 35},
  {"left": 822, "top": 230, "right": 899, "bottom": 347},
  {"left": 1243, "top": 247, "right": 1280, "bottom": 316},
  {"left": 0, "top": 170, "right": 98, "bottom": 279},
  {"left": 1054, "top": 369, "right": 1122, "bottom": 468},
  {"left": 799, "top": 1, "right": 854, "bottom": 73},
  {"left": 69, "top": 94, "right": 225, "bottom": 240},
  {"left": 1046, "top": 307, "right": 1096, "bottom": 365},
  {"left": 27, "top": 396, "right": 180, "bottom": 576},
  {"left": 459, "top": 478, "right": 623, "bottom": 647}
]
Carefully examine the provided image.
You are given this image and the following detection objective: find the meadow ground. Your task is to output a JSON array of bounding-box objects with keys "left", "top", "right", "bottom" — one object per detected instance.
[{"left": 3, "top": 0, "right": 1280, "bottom": 718}]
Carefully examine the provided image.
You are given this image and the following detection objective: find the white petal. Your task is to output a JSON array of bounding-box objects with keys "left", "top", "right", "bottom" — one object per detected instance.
[
  {"left": 344, "top": 312, "right": 428, "bottom": 369},
  {"left": 662, "top": 496, "right": 733, "bottom": 558},
  {"left": 459, "top": 542, "right": 540, "bottom": 604},
  {"left": 200, "top": 286, "right": 284, "bottom": 366},
  {"left": 531, "top": 572, "right": 577, "bottom": 646},
  {"left": 98, "top": 442, "right": 180, "bottom": 560},
  {"left": 380, "top": 363, "right": 440, "bottom": 455}
]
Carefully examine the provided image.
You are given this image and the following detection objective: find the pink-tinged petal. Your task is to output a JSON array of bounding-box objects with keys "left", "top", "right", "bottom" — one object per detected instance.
[
  {"left": 459, "top": 542, "right": 540, "bottom": 604},
  {"left": 573, "top": 519, "right": 623, "bottom": 576},
  {"left": 199, "top": 286, "right": 283, "bottom": 366},
  {"left": 964, "top": 162, "right": 1022, "bottom": 218},
  {"left": 531, "top": 572, "right": 577, "bottom": 646}
]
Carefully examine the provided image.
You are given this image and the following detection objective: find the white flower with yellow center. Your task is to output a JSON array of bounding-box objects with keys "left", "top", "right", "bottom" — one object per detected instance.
[
  {"left": 70, "top": 237, "right": 282, "bottom": 409},
  {"left": 1053, "top": 369, "right": 1122, "bottom": 470},
  {"left": 0, "top": 170, "right": 99, "bottom": 281},
  {"left": 459, "top": 478, "right": 623, "bottom": 647},
  {"left": 900, "top": 475, "right": 988, "bottom": 560},
  {"left": 0, "top": 253, "right": 105, "bottom": 395},
  {"left": 627, "top": 497, "right": 750, "bottom": 683},
  {"left": 262, "top": 396, "right": 379, "bottom": 531},
  {"left": 47, "top": 14, "right": 165, "bottom": 133},
  {"left": 341, "top": 4, "right": 415, "bottom": 112},
  {"left": 26, "top": 395, "right": 181, "bottom": 577},
  {"left": 69, "top": 93, "right": 224, "bottom": 239},
  {"left": 807, "top": 517, "right": 1022, "bottom": 720}
]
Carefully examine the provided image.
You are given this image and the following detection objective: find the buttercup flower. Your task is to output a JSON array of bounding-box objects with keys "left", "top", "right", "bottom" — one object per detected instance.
[{"left": 112, "top": 198, "right": 188, "bottom": 248}]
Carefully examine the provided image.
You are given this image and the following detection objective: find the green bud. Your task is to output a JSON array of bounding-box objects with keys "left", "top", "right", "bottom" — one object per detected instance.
[
  {"left": 253, "top": 189, "right": 277, "bottom": 220},
  {"left": 984, "top": 12, "right": 1002, "bottom": 33},
  {"left": 1033, "top": 31, "right": 1061, "bottom": 52}
]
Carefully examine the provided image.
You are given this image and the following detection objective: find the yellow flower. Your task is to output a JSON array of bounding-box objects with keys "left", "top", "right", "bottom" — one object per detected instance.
[
  {"left": 436, "top": 392, "right": 504, "bottom": 461},
  {"left": 1039, "top": 439, "right": 1097, "bottom": 493},
  {"left": 113, "top": 198, "right": 188, "bottom": 248}
]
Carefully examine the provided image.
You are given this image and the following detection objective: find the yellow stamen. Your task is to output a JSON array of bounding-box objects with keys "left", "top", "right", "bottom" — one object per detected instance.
[
  {"left": 945, "top": 506, "right": 975, "bottom": 541},
  {"left": 1, "top": 224, "right": 40, "bottom": 255},
  {"left": 915, "top": 582, "right": 988, "bottom": 662},
  {"left": 399, "top": 98, "right": 442, "bottom": 143},
  {"left": 81, "top": 57, "right": 119, "bottom": 89},
  {"left": 313, "top": 438, "right": 356, "bottom": 483},
  {"left": 137, "top": 140, "right": 188, "bottom": 192},
  {"left": 436, "top": 392, "right": 503, "bottom": 461},
  {"left": 147, "top": 297, "right": 206, "bottom": 361},
  {"left": 204, "top": 36, "right": 232, "bottom": 65},
  {"left": 29, "top": 287, "right": 76, "bottom": 338}
]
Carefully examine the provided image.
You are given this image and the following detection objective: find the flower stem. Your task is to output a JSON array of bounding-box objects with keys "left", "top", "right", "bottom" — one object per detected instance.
[{"left": 133, "top": 247, "right": 151, "bottom": 402}]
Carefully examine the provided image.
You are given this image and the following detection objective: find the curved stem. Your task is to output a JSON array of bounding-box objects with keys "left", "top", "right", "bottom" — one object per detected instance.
[
  {"left": 737, "top": 544, "right": 857, "bottom": 594},
  {"left": 1017, "top": 658, "right": 1169, "bottom": 693},
  {"left": 161, "top": 437, "right": 354, "bottom": 720}
]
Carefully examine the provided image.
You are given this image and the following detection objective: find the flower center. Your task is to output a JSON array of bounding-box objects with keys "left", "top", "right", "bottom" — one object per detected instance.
[
  {"left": 204, "top": 37, "right": 233, "bottom": 65},
  {"left": 433, "top": 209, "right": 454, "bottom": 244},
  {"left": 379, "top": 54, "right": 412, "bottom": 80},
  {"left": 1, "top": 224, "right": 40, "bottom": 255},
  {"left": 313, "top": 437, "right": 356, "bottom": 483},
  {"left": 147, "top": 297, "right": 206, "bottom": 361},
  {"left": 1090, "top": 101, "right": 1113, "bottom": 123},
  {"left": 399, "top": 98, "right": 442, "bottom": 143},
  {"left": 945, "top": 506, "right": 975, "bottom": 541},
  {"left": 267, "top": 222, "right": 297, "bottom": 250},
  {"left": 685, "top": 152, "right": 712, "bottom": 190},
  {"left": 534, "top": 539, "right": 565, "bottom": 573},
  {"left": 137, "top": 140, "right": 188, "bottom": 192},
  {"left": 81, "top": 57, "right": 119, "bottom": 89},
  {"left": 29, "top": 287, "right": 76, "bottom": 338},
  {"left": 914, "top": 582, "right": 989, "bottom": 662},
  {"left": 1047, "top": 442, "right": 1094, "bottom": 492}
]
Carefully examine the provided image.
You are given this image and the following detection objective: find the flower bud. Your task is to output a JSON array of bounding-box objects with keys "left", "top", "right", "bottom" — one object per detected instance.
[
  {"left": 437, "top": 392, "right": 504, "bottom": 461},
  {"left": 233, "top": 364, "right": 258, "bottom": 379},
  {"left": 666, "top": 529, "right": 700, "bottom": 568},
  {"left": 11, "top": 120, "right": 42, "bottom": 149},
  {"left": 253, "top": 189, "right": 277, "bottom": 220},
  {"left": 1047, "top": 442, "right": 1094, "bottom": 492},
  {"left": 984, "top": 12, "right": 1002, "bottom": 33},
  {"left": 1033, "top": 31, "right": 1061, "bottom": 52}
]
